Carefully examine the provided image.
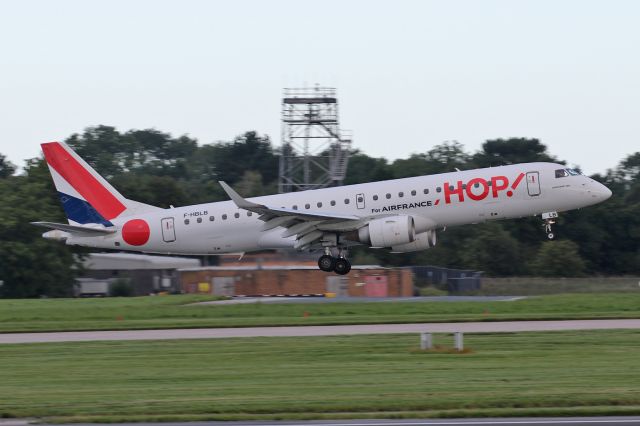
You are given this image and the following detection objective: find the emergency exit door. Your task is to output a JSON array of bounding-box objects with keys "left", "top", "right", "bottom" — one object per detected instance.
[
  {"left": 356, "top": 193, "right": 365, "bottom": 209},
  {"left": 161, "top": 217, "right": 176, "bottom": 242},
  {"left": 526, "top": 172, "right": 541, "bottom": 196}
]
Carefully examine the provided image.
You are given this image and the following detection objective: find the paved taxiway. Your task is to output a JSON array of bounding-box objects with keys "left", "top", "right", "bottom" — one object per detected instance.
[
  {"left": 18, "top": 417, "right": 640, "bottom": 426},
  {"left": 1, "top": 319, "right": 639, "bottom": 344}
]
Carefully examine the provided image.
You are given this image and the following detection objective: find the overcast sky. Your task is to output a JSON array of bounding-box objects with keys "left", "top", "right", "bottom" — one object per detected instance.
[{"left": 1, "top": 0, "right": 638, "bottom": 175}]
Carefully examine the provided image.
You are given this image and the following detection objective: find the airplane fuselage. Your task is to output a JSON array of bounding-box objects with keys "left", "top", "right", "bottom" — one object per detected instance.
[{"left": 63, "top": 162, "right": 611, "bottom": 254}]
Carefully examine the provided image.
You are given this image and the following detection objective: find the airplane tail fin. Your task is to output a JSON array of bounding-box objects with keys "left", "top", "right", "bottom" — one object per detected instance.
[{"left": 41, "top": 141, "right": 161, "bottom": 227}]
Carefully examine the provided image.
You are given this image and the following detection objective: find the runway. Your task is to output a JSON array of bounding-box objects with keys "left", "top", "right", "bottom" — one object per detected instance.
[
  {"left": 193, "top": 296, "right": 527, "bottom": 305},
  {"left": 1, "top": 319, "right": 639, "bottom": 344},
  {"left": 23, "top": 417, "right": 640, "bottom": 426}
]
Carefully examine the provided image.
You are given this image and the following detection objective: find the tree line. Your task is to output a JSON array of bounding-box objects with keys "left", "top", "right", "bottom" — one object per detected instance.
[{"left": 0, "top": 125, "right": 638, "bottom": 297}]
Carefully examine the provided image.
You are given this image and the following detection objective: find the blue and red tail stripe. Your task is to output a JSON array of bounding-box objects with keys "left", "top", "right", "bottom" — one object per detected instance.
[
  {"left": 57, "top": 192, "right": 113, "bottom": 227},
  {"left": 42, "top": 142, "right": 126, "bottom": 220}
]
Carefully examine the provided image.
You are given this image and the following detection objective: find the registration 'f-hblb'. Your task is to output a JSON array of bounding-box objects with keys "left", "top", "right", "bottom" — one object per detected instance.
[{"left": 34, "top": 142, "right": 612, "bottom": 275}]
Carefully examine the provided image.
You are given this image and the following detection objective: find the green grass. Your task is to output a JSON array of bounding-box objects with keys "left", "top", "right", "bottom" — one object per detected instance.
[
  {"left": 1, "top": 330, "right": 639, "bottom": 422},
  {"left": 0, "top": 293, "right": 639, "bottom": 333}
]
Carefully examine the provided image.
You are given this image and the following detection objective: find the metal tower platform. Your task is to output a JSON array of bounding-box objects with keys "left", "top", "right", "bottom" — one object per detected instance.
[{"left": 278, "top": 86, "right": 352, "bottom": 193}]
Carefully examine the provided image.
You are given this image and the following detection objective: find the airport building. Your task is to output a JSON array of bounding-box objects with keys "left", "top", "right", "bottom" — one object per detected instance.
[
  {"left": 76, "top": 252, "right": 414, "bottom": 297},
  {"left": 80, "top": 253, "right": 201, "bottom": 296},
  {"left": 178, "top": 265, "right": 414, "bottom": 297}
]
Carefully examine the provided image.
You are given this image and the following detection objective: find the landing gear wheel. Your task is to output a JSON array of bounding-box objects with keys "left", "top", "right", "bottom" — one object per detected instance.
[
  {"left": 542, "top": 216, "right": 557, "bottom": 241},
  {"left": 333, "top": 258, "right": 351, "bottom": 275},
  {"left": 318, "top": 255, "right": 335, "bottom": 272}
]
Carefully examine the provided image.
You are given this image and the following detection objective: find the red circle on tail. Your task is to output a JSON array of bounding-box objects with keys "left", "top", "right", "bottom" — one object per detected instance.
[{"left": 122, "top": 219, "right": 150, "bottom": 246}]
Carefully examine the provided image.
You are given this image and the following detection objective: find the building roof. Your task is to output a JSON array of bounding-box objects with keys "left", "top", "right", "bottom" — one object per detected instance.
[{"left": 84, "top": 253, "right": 201, "bottom": 271}]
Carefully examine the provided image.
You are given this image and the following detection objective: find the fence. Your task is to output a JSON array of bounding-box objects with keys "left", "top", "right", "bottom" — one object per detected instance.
[{"left": 479, "top": 276, "right": 640, "bottom": 295}]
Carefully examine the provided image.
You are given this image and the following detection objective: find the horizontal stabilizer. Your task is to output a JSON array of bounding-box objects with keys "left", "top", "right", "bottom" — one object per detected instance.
[{"left": 31, "top": 221, "right": 117, "bottom": 236}]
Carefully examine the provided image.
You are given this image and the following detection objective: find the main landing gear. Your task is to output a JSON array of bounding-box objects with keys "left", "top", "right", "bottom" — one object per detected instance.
[
  {"left": 541, "top": 212, "right": 559, "bottom": 240},
  {"left": 318, "top": 249, "right": 352, "bottom": 275}
]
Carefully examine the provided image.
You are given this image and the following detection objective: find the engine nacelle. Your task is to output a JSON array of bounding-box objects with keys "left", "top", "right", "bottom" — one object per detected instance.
[
  {"left": 358, "top": 216, "right": 416, "bottom": 248},
  {"left": 391, "top": 230, "right": 437, "bottom": 253}
]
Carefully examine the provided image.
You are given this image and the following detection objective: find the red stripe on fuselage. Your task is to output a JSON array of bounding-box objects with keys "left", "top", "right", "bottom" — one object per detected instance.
[
  {"left": 511, "top": 172, "right": 525, "bottom": 190},
  {"left": 42, "top": 142, "right": 126, "bottom": 220}
]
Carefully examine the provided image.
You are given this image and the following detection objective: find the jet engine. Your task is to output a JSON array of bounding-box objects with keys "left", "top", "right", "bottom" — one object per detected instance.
[
  {"left": 357, "top": 215, "right": 416, "bottom": 248},
  {"left": 391, "top": 229, "right": 437, "bottom": 253}
]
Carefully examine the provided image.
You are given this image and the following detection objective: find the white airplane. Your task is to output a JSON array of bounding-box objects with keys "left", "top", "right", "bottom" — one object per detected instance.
[{"left": 34, "top": 141, "right": 612, "bottom": 275}]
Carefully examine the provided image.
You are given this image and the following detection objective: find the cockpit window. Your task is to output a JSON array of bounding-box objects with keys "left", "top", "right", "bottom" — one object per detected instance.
[{"left": 555, "top": 168, "right": 582, "bottom": 178}]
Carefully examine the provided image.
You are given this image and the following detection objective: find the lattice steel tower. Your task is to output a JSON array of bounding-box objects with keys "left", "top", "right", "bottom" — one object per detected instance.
[{"left": 278, "top": 86, "right": 352, "bottom": 193}]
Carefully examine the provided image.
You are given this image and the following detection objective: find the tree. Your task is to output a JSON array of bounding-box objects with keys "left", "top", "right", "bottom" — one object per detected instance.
[
  {"left": 191, "top": 131, "right": 278, "bottom": 186},
  {"left": 458, "top": 223, "right": 523, "bottom": 276},
  {"left": 110, "top": 174, "right": 191, "bottom": 208},
  {"left": 472, "top": 138, "right": 561, "bottom": 168},
  {"left": 344, "top": 151, "right": 392, "bottom": 185},
  {"left": 236, "top": 170, "right": 265, "bottom": 197},
  {"left": 529, "top": 240, "right": 586, "bottom": 277},
  {"left": 0, "top": 159, "right": 79, "bottom": 297},
  {"left": 65, "top": 125, "right": 133, "bottom": 178},
  {"left": 0, "top": 153, "right": 16, "bottom": 178},
  {"left": 389, "top": 141, "right": 470, "bottom": 178}
]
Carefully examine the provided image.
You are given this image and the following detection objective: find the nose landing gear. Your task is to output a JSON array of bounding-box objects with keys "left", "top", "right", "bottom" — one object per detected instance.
[{"left": 541, "top": 212, "right": 558, "bottom": 240}]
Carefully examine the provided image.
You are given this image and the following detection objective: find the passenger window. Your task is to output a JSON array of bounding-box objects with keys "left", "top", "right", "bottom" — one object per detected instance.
[
  {"left": 209, "top": 216, "right": 215, "bottom": 221},
  {"left": 184, "top": 219, "right": 190, "bottom": 225},
  {"left": 344, "top": 198, "right": 350, "bottom": 204},
  {"left": 386, "top": 193, "right": 391, "bottom": 199},
  {"left": 330, "top": 200, "right": 336, "bottom": 206},
  {"left": 373, "top": 195, "right": 379, "bottom": 201},
  {"left": 234, "top": 212, "right": 240, "bottom": 218},
  {"left": 317, "top": 202, "right": 323, "bottom": 208},
  {"left": 305, "top": 203, "right": 310, "bottom": 209},
  {"left": 247, "top": 211, "right": 252, "bottom": 216},
  {"left": 197, "top": 217, "right": 202, "bottom": 223},
  {"left": 222, "top": 214, "right": 227, "bottom": 220},
  {"left": 292, "top": 205, "right": 298, "bottom": 210},
  {"left": 411, "top": 190, "right": 416, "bottom": 196},
  {"left": 398, "top": 192, "right": 404, "bottom": 197},
  {"left": 436, "top": 187, "right": 441, "bottom": 193},
  {"left": 423, "top": 188, "right": 429, "bottom": 194},
  {"left": 474, "top": 182, "right": 480, "bottom": 188},
  {"left": 449, "top": 185, "right": 454, "bottom": 191}
]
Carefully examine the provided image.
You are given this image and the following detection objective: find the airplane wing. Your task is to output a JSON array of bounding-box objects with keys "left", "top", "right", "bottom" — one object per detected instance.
[
  {"left": 219, "top": 181, "right": 366, "bottom": 249},
  {"left": 31, "top": 221, "right": 117, "bottom": 236}
]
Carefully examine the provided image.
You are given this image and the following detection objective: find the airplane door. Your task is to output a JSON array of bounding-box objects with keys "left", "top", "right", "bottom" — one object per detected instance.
[
  {"left": 526, "top": 172, "right": 541, "bottom": 196},
  {"left": 161, "top": 217, "right": 176, "bottom": 242},
  {"left": 356, "top": 193, "right": 365, "bottom": 209}
]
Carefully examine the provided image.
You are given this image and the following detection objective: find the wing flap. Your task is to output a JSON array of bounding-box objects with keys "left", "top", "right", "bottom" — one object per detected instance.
[{"left": 219, "top": 181, "right": 365, "bottom": 248}]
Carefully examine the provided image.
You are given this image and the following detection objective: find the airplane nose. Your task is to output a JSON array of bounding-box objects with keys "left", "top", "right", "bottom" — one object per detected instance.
[
  {"left": 582, "top": 180, "right": 612, "bottom": 204},
  {"left": 592, "top": 182, "right": 612, "bottom": 202},
  {"left": 600, "top": 184, "right": 613, "bottom": 200}
]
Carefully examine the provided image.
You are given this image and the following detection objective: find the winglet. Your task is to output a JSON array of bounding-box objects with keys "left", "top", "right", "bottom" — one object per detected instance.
[{"left": 218, "top": 181, "right": 263, "bottom": 210}]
